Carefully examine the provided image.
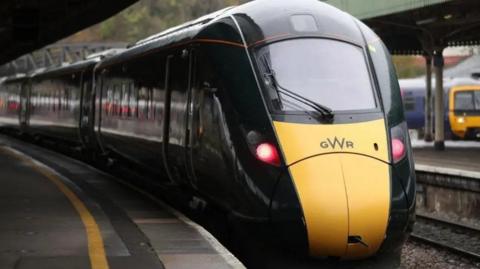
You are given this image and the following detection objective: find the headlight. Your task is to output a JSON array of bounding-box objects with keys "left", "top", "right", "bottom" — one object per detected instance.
[
  {"left": 457, "top": 117, "right": 465, "bottom": 124},
  {"left": 390, "top": 122, "right": 408, "bottom": 164}
]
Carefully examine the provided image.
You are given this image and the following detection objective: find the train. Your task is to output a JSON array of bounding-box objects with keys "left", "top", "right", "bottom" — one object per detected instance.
[
  {"left": 0, "top": 0, "right": 415, "bottom": 262},
  {"left": 400, "top": 77, "right": 480, "bottom": 139}
]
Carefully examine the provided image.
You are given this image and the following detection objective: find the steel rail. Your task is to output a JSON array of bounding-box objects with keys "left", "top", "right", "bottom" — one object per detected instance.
[{"left": 410, "top": 213, "right": 480, "bottom": 261}]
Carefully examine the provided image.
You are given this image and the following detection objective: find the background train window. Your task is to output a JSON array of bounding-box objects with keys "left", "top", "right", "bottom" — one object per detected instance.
[
  {"left": 475, "top": 91, "right": 480, "bottom": 110},
  {"left": 403, "top": 97, "right": 415, "bottom": 111},
  {"left": 455, "top": 91, "right": 474, "bottom": 111},
  {"left": 256, "top": 38, "right": 376, "bottom": 112}
]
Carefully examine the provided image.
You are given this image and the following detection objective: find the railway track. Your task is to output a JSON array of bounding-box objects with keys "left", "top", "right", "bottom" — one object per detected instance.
[{"left": 410, "top": 213, "right": 480, "bottom": 261}]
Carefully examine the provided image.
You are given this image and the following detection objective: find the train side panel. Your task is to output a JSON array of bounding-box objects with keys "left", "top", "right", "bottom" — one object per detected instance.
[
  {"left": 95, "top": 49, "right": 172, "bottom": 181},
  {"left": 402, "top": 86, "right": 425, "bottom": 130},
  {"left": 0, "top": 78, "right": 24, "bottom": 131},
  {"left": 94, "top": 17, "right": 283, "bottom": 221},
  {"left": 28, "top": 71, "right": 83, "bottom": 145}
]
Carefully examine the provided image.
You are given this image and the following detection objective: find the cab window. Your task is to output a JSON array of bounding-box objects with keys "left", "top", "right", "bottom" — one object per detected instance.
[{"left": 256, "top": 38, "right": 376, "bottom": 113}]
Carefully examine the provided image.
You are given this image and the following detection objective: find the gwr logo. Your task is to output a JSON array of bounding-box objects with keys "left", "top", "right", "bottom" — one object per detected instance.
[{"left": 320, "top": 137, "right": 354, "bottom": 150}]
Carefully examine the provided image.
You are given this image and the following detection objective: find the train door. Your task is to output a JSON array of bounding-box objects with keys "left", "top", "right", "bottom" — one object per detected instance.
[
  {"left": 79, "top": 71, "right": 94, "bottom": 148},
  {"left": 162, "top": 49, "right": 192, "bottom": 186},
  {"left": 185, "top": 49, "right": 233, "bottom": 202},
  {"left": 185, "top": 50, "right": 199, "bottom": 189}
]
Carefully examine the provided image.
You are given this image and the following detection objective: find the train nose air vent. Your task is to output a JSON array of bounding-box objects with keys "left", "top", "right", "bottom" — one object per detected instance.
[{"left": 348, "top": 236, "right": 368, "bottom": 248}]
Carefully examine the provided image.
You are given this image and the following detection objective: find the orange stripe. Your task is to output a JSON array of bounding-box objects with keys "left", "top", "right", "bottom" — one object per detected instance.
[
  {"left": 195, "top": 38, "right": 246, "bottom": 48},
  {"left": 248, "top": 33, "right": 292, "bottom": 47}
]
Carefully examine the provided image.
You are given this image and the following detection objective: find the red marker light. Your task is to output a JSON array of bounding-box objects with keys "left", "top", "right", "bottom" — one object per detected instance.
[
  {"left": 392, "top": 138, "right": 405, "bottom": 162},
  {"left": 255, "top": 143, "right": 280, "bottom": 166}
]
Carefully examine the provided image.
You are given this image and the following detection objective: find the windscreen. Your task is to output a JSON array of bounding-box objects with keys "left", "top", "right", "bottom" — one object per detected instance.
[
  {"left": 257, "top": 39, "right": 376, "bottom": 112},
  {"left": 454, "top": 90, "right": 480, "bottom": 111}
]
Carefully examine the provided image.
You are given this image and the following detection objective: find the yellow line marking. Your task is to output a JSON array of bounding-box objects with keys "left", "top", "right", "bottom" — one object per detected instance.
[{"left": 0, "top": 146, "right": 109, "bottom": 269}]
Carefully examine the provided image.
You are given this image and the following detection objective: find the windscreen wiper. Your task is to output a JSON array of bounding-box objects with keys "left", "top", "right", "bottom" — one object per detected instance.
[{"left": 261, "top": 56, "right": 334, "bottom": 120}]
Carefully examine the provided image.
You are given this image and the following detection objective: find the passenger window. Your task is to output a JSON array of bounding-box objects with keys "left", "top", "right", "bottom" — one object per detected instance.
[
  {"left": 121, "top": 83, "right": 129, "bottom": 117},
  {"left": 113, "top": 85, "right": 121, "bottom": 116},
  {"left": 138, "top": 87, "right": 149, "bottom": 119},
  {"left": 54, "top": 86, "right": 58, "bottom": 111},
  {"left": 64, "top": 88, "right": 70, "bottom": 111},
  {"left": 129, "top": 83, "right": 137, "bottom": 118},
  {"left": 105, "top": 86, "right": 113, "bottom": 117},
  {"left": 153, "top": 88, "right": 163, "bottom": 121},
  {"left": 148, "top": 88, "right": 154, "bottom": 120}
]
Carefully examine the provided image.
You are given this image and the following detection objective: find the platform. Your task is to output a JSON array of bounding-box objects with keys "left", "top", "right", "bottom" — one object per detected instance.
[
  {"left": 412, "top": 140, "right": 480, "bottom": 178},
  {"left": 0, "top": 135, "right": 243, "bottom": 269}
]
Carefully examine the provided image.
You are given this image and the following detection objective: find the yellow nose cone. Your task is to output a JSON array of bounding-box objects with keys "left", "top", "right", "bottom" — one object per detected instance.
[
  {"left": 273, "top": 119, "right": 390, "bottom": 259},
  {"left": 288, "top": 154, "right": 390, "bottom": 258}
]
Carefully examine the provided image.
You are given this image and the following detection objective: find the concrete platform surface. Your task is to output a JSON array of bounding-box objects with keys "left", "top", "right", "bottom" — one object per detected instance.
[
  {"left": 412, "top": 140, "right": 480, "bottom": 177},
  {"left": 0, "top": 135, "right": 244, "bottom": 269}
]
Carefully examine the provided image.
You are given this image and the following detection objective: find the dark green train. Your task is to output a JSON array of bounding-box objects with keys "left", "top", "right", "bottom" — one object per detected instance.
[{"left": 0, "top": 0, "right": 415, "bottom": 261}]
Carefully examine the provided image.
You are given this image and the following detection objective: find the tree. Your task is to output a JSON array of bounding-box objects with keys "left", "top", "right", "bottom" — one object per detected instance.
[{"left": 62, "top": 0, "right": 250, "bottom": 43}]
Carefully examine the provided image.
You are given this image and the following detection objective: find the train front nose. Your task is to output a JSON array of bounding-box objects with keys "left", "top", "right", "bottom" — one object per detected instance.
[
  {"left": 288, "top": 153, "right": 390, "bottom": 259},
  {"left": 273, "top": 119, "right": 391, "bottom": 259}
]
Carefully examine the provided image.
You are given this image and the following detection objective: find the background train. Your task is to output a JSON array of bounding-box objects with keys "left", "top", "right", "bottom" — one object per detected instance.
[
  {"left": 0, "top": 0, "right": 415, "bottom": 264},
  {"left": 400, "top": 76, "right": 480, "bottom": 139}
]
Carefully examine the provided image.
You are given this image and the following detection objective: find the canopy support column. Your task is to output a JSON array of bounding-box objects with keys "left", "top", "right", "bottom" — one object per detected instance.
[
  {"left": 433, "top": 50, "right": 445, "bottom": 151},
  {"left": 424, "top": 54, "right": 433, "bottom": 141}
]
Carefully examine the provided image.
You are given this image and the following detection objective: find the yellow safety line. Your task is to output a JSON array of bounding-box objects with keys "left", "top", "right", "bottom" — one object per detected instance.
[{"left": 0, "top": 147, "right": 109, "bottom": 269}]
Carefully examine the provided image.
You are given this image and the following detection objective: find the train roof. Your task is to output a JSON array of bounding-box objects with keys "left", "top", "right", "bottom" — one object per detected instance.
[
  {"left": 132, "top": 7, "right": 236, "bottom": 48},
  {"left": 86, "top": 48, "right": 126, "bottom": 60},
  {"left": 97, "top": 0, "right": 366, "bottom": 69},
  {"left": 399, "top": 77, "right": 480, "bottom": 92},
  {"left": 31, "top": 58, "right": 101, "bottom": 80},
  {"left": 3, "top": 73, "right": 28, "bottom": 84},
  {"left": 227, "top": 0, "right": 364, "bottom": 46},
  {"left": 31, "top": 48, "right": 126, "bottom": 80}
]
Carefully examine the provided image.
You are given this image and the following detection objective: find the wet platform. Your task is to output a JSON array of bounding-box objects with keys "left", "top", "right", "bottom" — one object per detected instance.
[
  {"left": 412, "top": 140, "right": 480, "bottom": 178},
  {"left": 0, "top": 135, "right": 243, "bottom": 269}
]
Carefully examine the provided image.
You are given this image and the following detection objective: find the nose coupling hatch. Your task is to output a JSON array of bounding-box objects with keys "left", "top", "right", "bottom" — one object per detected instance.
[{"left": 348, "top": 236, "right": 369, "bottom": 248}]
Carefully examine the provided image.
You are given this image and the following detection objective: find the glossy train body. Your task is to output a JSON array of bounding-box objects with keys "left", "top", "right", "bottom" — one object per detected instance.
[{"left": 0, "top": 0, "right": 415, "bottom": 260}]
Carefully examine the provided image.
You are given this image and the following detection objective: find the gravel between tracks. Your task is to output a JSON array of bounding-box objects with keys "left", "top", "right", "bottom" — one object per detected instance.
[{"left": 401, "top": 240, "right": 480, "bottom": 269}]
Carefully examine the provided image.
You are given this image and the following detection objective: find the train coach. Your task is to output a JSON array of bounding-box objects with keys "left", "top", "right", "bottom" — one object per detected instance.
[
  {"left": 0, "top": 74, "right": 25, "bottom": 131},
  {"left": 400, "top": 77, "right": 480, "bottom": 139},
  {"left": 0, "top": 0, "right": 415, "bottom": 262}
]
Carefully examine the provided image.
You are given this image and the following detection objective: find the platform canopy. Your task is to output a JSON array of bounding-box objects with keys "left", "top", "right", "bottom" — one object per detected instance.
[
  {"left": 325, "top": 0, "right": 480, "bottom": 55},
  {"left": 0, "top": 0, "right": 137, "bottom": 65}
]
